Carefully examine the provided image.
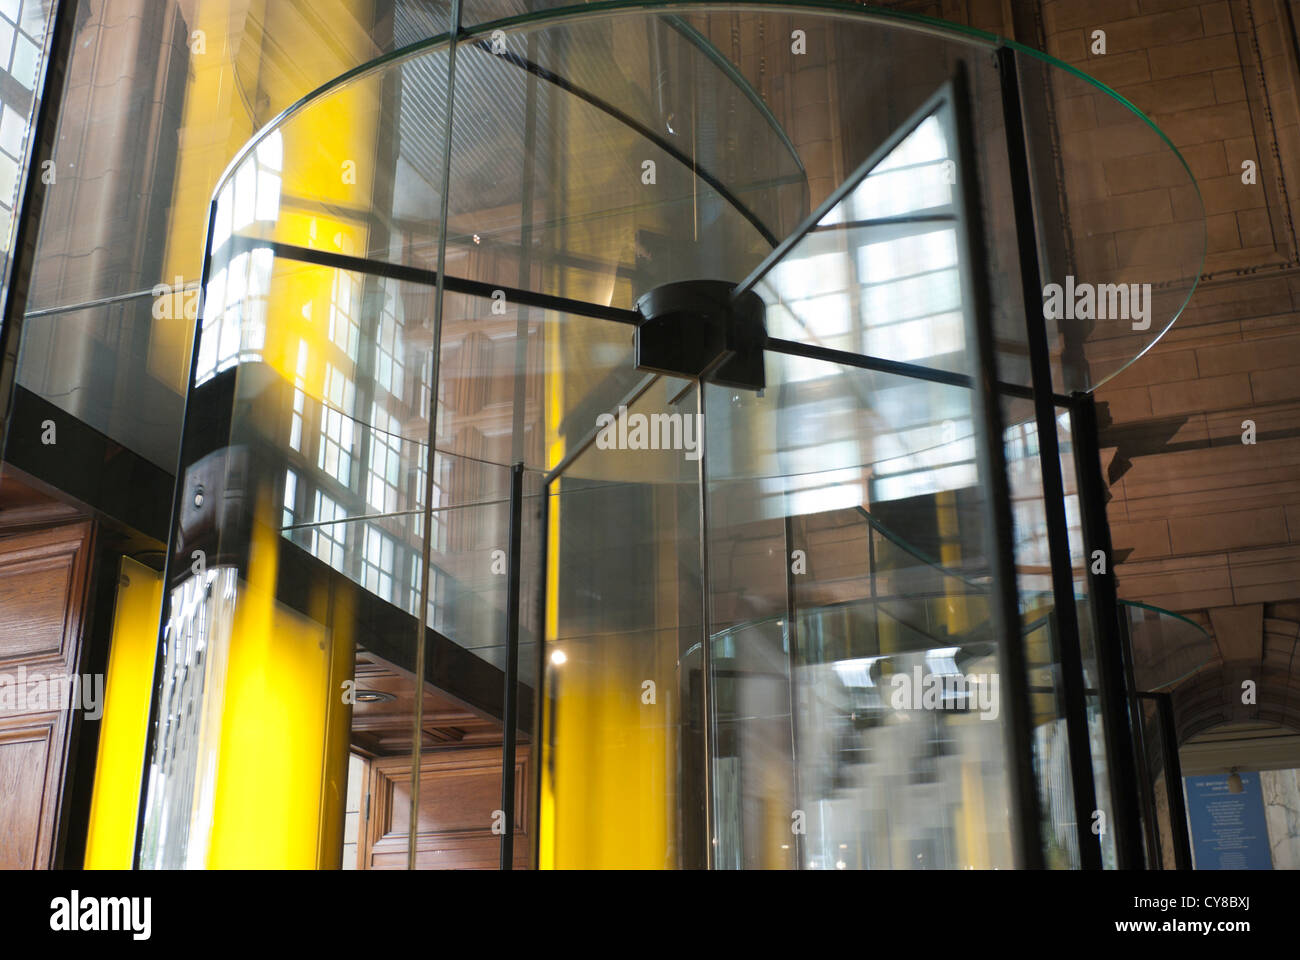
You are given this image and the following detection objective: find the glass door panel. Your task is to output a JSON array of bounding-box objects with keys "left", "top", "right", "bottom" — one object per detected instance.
[
  {"left": 539, "top": 375, "right": 706, "bottom": 868},
  {"left": 704, "top": 348, "right": 1014, "bottom": 869}
]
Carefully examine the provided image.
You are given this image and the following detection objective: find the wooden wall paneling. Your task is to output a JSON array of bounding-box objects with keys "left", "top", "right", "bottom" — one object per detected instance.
[
  {"left": 0, "top": 520, "right": 95, "bottom": 868},
  {"left": 0, "top": 713, "right": 63, "bottom": 869},
  {"left": 359, "top": 746, "right": 529, "bottom": 869}
]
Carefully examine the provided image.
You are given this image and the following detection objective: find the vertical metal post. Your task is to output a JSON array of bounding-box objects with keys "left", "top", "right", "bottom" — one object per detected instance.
[
  {"left": 530, "top": 480, "right": 549, "bottom": 869},
  {"left": 500, "top": 461, "right": 524, "bottom": 868},
  {"left": 1124, "top": 605, "right": 1166, "bottom": 867},
  {"left": 0, "top": 0, "right": 80, "bottom": 443},
  {"left": 782, "top": 515, "right": 804, "bottom": 870},
  {"left": 1069, "top": 392, "right": 1145, "bottom": 868},
  {"left": 948, "top": 62, "right": 1044, "bottom": 869},
  {"left": 510, "top": 27, "right": 540, "bottom": 870},
  {"left": 1134, "top": 690, "right": 1165, "bottom": 867},
  {"left": 410, "top": 0, "right": 464, "bottom": 872},
  {"left": 997, "top": 45, "right": 1101, "bottom": 869},
  {"left": 696, "top": 383, "right": 716, "bottom": 868},
  {"left": 510, "top": 28, "right": 538, "bottom": 466},
  {"left": 867, "top": 518, "right": 878, "bottom": 611},
  {"left": 1157, "top": 692, "right": 1193, "bottom": 869}
]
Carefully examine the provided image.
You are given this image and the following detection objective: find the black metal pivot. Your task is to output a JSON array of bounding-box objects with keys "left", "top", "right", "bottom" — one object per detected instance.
[{"left": 634, "top": 280, "right": 766, "bottom": 391}]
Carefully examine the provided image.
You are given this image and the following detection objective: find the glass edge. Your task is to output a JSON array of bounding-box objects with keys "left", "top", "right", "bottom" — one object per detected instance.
[
  {"left": 208, "top": 0, "right": 1009, "bottom": 203},
  {"left": 660, "top": 13, "right": 805, "bottom": 177},
  {"left": 1119, "top": 597, "right": 1211, "bottom": 638},
  {"left": 1004, "top": 42, "right": 1208, "bottom": 394}
]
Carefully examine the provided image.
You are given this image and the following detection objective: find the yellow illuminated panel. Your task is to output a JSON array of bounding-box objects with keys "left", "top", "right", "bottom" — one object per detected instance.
[
  {"left": 205, "top": 507, "right": 355, "bottom": 869},
  {"left": 84, "top": 557, "right": 164, "bottom": 869},
  {"left": 546, "top": 635, "right": 675, "bottom": 869}
]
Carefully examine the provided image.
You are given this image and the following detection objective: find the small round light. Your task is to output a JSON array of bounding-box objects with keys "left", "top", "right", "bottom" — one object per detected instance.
[{"left": 550, "top": 649, "right": 567, "bottom": 665}]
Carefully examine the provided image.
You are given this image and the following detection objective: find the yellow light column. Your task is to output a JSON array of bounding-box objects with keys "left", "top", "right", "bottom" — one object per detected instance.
[{"left": 84, "top": 558, "right": 164, "bottom": 869}]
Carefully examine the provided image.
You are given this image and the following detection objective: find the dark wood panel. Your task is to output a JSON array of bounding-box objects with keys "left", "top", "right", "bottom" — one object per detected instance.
[
  {"left": 0, "top": 553, "right": 74, "bottom": 665},
  {"left": 361, "top": 746, "right": 529, "bottom": 870},
  {"left": 0, "top": 714, "right": 61, "bottom": 869},
  {"left": 0, "top": 521, "right": 93, "bottom": 673},
  {"left": 0, "top": 517, "right": 94, "bottom": 869}
]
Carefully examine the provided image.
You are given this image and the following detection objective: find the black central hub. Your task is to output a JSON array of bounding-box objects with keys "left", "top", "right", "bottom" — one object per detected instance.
[{"left": 633, "top": 280, "right": 766, "bottom": 391}]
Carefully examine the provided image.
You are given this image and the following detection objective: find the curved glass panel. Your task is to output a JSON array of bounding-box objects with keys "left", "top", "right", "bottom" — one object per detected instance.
[
  {"left": 703, "top": 347, "right": 1014, "bottom": 869},
  {"left": 222, "top": 11, "right": 805, "bottom": 302},
  {"left": 1013, "top": 46, "right": 1206, "bottom": 393},
  {"left": 1125, "top": 601, "right": 1213, "bottom": 693}
]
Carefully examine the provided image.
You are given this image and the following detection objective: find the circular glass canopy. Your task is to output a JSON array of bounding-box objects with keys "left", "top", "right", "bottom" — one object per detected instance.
[{"left": 201, "top": 0, "right": 1206, "bottom": 477}]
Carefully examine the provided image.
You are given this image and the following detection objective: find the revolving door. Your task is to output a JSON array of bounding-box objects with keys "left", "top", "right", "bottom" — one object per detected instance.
[{"left": 135, "top": 2, "right": 1206, "bottom": 870}]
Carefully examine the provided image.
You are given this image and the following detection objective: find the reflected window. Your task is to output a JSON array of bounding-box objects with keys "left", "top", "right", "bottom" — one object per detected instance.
[
  {"left": 0, "top": 0, "right": 46, "bottom": 258},
  {"left": 289, "top": 341, "right": 309, "bottom": 453},
  {"left": 408, "top": 553, "right": 436, "bottom": 618},
  {"left": 362, "top": 525, "right": 395, "bottom": 603},
  {"left": 329, "top": 270, "right": 360, "bottom": 356},
  {"left": 319, "top": 364, "right": 356, "bottom": 486},
  {"left": 367, "top": 403, "right": 401, "bottom": 514},
  {"left": 754, "top": 112, "right": 966, "bottom": 370},
  {"left": 195, "top": 247, "right": 272, "bottom": 385},
  {"left": 310, "top": 491, "right": 347, "bottom": 572},
  {"left": 375, "top": 285, "right": 405, "bottom": 400},
  {"left": 213, "top": 131, "right": 282, "bottom": 249},
  {"left": 282, "top": 469, "right": 298, "bottom": 529}
]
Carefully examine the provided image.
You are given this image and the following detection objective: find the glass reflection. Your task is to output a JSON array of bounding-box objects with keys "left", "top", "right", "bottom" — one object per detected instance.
[
  {"left": 754, "top": 113, "right": 967, "bottom": 371},
  {"left": 704, "top": 349, "right": 1013, "bottom": 869}
]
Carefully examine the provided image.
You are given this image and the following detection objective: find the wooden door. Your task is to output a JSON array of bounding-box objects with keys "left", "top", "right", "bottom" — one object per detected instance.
[
  {"left": 359, "top": 746, "right": 530, "bottom": 869},
  {"left": 0, "top": 520, "right": 95, "bottom": 868}
]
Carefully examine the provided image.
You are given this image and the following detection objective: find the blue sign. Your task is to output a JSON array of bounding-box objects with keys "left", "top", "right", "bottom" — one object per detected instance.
[{"left": 1183, "top": 773, "right": 1273, "bottom": 870}]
